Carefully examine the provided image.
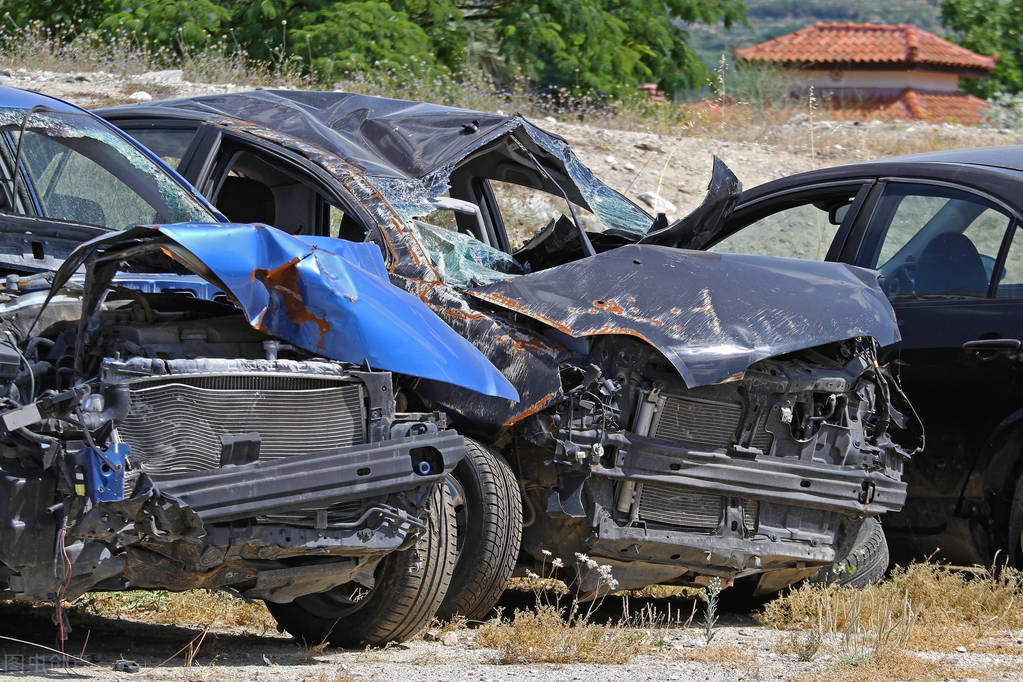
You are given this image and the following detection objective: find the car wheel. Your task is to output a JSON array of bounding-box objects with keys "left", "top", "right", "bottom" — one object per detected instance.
[
  {"left": 806, "top": 517, "right": 889, "bottom": 588},
  {"left": 435, "top": 438, "right": 522, "bottom": 622},
  {"left": 1009, "top": 474, "right": 1023, "bottom": 568},
  {"left": 265, "top": 481, "right": 456, "bottom": 647}
]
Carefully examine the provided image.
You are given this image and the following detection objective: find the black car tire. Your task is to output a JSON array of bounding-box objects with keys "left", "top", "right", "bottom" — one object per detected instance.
[
  {"left": 265, "top": 481, "right": 456, "bottom": 647},
  {"left": 806, "top": 517, "right": 889, "bottom": 588},
  {"left": 435, "top": 438, "right": 522, "bottom": 622},
  {"left": 1009, "top": 474, "right": 1023, "bottom": 567}
]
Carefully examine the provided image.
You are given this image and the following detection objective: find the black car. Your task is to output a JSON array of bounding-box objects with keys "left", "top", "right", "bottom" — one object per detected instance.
[
  {"left": 679, "top": 145, "right": 1023, "bottom": 568},
  {"left": 98, "top": 92, "right": 922, "bottom": 613}
]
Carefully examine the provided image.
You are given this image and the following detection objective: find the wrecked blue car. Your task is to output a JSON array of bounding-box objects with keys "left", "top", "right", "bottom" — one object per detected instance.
[{"left": 0, "top": 87, "right": 516, "bottom": 647}]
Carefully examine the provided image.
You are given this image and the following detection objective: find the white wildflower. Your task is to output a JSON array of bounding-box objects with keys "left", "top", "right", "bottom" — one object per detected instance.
[
  {"left": 541, "top": 549, "right": 552, "bottom": 556},
  {"left": 551, "top": 557, "right": 564, "bottom": 568},
  {"left": 526, "top": 570, "right": 539, "bottom": 580}
]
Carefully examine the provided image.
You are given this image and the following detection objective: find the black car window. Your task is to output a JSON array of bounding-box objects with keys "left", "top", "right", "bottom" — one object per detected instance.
[
  {"left": 710, "top": 190, "right": 858, "bottom": 261},
  {"left": 864, "top": 183, "right": 1012, "bottom": 301},
  {"left": 994, "top": 224, "right": 1023, "bottom": 299},
  {"left": 118, "top": 127, "right": 196, "bottom": 170}
]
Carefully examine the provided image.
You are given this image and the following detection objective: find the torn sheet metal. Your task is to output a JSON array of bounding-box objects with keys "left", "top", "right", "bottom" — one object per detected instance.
[
  {"left": 469, "top": 244, "right": 900, "bottom": 388},
  {"left": 50, "top": 223, "right": 518, "bottom": 400},
  {"left": 638, "top": 156, "right": 742, "bottom": 249}
]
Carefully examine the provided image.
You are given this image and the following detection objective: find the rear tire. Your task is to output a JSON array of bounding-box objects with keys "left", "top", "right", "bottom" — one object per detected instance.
[
  {"left": 435, "top": 438, "right": 522, "bottom": 622},
  {"left": 1009, "top": 474, "right": 1023, "bottom": 568},
  {"left": 265, "top": 482, "right": 456, "bottom": 647},
  {"left": 807, "top": 517, "right": 889, "bottom": 588}
]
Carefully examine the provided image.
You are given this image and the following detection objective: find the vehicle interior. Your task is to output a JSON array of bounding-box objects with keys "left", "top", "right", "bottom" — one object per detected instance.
[{"left": 865, "top": 186, "right": 1013, "bottom": 300}]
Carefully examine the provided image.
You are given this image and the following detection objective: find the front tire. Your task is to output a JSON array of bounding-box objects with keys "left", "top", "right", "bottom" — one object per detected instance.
[
  {"left": 807, "top": 517, "right": 889, "bottom": 588},
  {"left": 435, "top": 438, "right": 522, "bottom": 622},
  {"left": 265, "top": 482, "right": 456, "bottom": 647}
]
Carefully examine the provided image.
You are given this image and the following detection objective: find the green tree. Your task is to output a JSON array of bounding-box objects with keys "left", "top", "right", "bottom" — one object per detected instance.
[
  {"left": 0, "top": 0, "right": 748, "bottom": 97},
  {"left": 941, "top": 0, "right": 1022, "bottom": 97},
  {"left": 493, "top": 0, "right": 747, "bottom": 96}
]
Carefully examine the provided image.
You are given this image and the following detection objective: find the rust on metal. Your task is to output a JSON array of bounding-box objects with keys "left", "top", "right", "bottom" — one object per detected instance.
[{"left": 251, "top": 258, "right": 332, "bottom": 348}]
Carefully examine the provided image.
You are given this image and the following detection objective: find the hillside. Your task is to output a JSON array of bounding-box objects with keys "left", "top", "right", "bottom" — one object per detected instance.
[{"left": 685, "top": 0, "right": 944, "bottom": 71}]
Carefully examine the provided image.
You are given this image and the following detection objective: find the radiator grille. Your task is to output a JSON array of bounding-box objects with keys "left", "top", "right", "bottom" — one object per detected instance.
[
  {"left": 637, "top": 484, "right": 759, "bottom": 532},
  {"left": 637, "top": 484, "right": 722, "bottom": 530},
  {"left": 653, "top": 394, "right": 773, "bottom": 452},
  {"left": 117, "top": 373, "right": 366, "bottom": 476}
]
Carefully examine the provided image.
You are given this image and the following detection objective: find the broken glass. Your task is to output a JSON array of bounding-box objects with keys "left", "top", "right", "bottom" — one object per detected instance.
[{"left": 408, "top": 219, "right": 524, "bottom": 288}]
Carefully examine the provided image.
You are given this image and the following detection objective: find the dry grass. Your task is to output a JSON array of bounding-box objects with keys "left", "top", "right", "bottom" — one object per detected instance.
[
  {"left": 75, "top": 589, "right": 277, "bottom": 634},
  {"left": 476, "top": 604, "right": 648, "bottom": 664},
  {"left": 758, "top": 562, "right": 1022, "bottom": 652}
]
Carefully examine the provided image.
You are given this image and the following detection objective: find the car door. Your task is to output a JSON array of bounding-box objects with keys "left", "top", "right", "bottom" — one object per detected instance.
[{"left": 849, "top": 180, "right": 1023, "bottom": 554}]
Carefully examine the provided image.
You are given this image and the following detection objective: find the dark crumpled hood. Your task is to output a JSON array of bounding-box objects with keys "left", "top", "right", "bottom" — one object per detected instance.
[
  {"left": 48, "top": 223, "right": 518, "bottom": 400},
  {"left": 469, "top": 244, "right": 899, "bottom": 388}
]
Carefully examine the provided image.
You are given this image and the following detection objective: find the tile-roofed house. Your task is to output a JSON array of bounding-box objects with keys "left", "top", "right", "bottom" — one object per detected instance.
[{"left": 734, "top": 22, "right": 997, "bottom": 124}]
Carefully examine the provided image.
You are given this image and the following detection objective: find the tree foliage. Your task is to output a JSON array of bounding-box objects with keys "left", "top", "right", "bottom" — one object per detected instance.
[
  {"left": 1, "top": 0, "right": 749, "bottom": 97},
  {"left": 941, "top": 0, "right": 1023, "bottom": 97}
]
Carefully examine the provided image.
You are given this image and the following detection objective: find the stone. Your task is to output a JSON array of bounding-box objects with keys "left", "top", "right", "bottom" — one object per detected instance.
[
  {"left": 128, "top": 91, "right": 153, "bottom": 102},
  {"left": 637, "top": 191, "right": 677, "bottom": 215}
]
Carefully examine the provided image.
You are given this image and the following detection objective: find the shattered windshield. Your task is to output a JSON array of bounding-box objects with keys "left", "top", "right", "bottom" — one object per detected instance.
[
  {"left": 0, "top": 108, "right": 215, "bottom": 229},
  {"left": 409, "top": 219, "right": 524, "bottom": 288},
  {"left": 522, "top": 122, "right": 652, "bottom": 235}
]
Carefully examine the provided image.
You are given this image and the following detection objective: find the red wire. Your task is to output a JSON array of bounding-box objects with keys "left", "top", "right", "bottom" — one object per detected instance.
[{"left": 57, "top": 527, "right": 72, "bottom": 669}]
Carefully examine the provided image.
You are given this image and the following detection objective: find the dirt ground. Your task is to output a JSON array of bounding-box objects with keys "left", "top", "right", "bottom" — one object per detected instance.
[
  {"left": 1, "top": 68, "right": 1022, "bottom": 681},
  {"left": 2, "top": 588, "right": 1021, "bottom": 681}
]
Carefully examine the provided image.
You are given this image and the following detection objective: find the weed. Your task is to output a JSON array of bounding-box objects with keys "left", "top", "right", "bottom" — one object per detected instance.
[
  {"left": 476, "top": 604, "right": 646, "bottom": 664},
  {"left": 75, "top": 589, "right": 276, "bottom": 634},
  {"left": 698, "top": 577, "right": 722, "bottom": 645},
  {"left": 757, "top": 561, "right": 1023, "bottom": 652},
  {"left": 477, "top": 550, "right": 650, "bottom": 664}
]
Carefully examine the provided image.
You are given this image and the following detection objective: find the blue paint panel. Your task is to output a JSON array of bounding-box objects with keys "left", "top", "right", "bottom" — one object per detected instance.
[{"left": 57, "top": 223, "right": 519, "bottom": 401}]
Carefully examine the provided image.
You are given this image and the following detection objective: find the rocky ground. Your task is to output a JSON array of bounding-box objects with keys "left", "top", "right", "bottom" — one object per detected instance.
[
  {"left": 1, "top": 68, "right": 1022, "bottom": 681},
  {"left": 2, "top": 590, "right": 1021, "bottom": 681}
]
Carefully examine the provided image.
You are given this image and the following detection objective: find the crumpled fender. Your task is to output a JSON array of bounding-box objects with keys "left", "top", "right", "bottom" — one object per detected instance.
[
  {"left": 50, "top": 223, "right": 518, "bottom": 400},
  {"left": 469, "top": 244, "right": 899, "bottom": 388}
]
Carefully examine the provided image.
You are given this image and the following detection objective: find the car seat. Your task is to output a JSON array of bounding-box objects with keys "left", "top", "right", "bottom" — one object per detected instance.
[
  {"left": 217, "top": 176, "right": 275, "bottom": 225},
  {"left": 914, "top": 232, "right": 989, "bottom": 296}
]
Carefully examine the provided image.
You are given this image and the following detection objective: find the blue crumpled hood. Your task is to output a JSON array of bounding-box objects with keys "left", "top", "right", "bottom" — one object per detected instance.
[{"left": 51, "top": 223, "right": 518, "bottom": 401}]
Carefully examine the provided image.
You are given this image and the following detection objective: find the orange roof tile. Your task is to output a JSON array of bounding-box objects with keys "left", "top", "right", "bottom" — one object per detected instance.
[{"left": 735, "top": 22, "right": 996, "bottom": 72}]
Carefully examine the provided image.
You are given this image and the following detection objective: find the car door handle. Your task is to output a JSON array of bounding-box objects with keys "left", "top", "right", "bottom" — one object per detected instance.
[{"left": 962, "top": 338, "right": 1021, "bottom": 353}]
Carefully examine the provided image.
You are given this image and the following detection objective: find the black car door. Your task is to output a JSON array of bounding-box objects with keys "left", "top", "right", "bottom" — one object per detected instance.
[{"left": 849, "top": 180, "right": 1023, "bottom": 558}]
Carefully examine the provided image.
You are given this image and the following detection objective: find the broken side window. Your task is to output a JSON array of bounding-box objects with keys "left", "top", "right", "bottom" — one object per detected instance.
[{"left": 0, "top": 108, "right": 215, "bottom": 229}]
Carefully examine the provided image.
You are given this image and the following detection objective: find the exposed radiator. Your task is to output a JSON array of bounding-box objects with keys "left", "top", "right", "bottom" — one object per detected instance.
[
  {"left": 637, "top": 483, "right": 758, "bottom": 532},
  {"left": 117, "top": 373, "right": 366, "bottom": 477},
  {"left": 652, "top": 394, "right": 773, "bottom": 452}
]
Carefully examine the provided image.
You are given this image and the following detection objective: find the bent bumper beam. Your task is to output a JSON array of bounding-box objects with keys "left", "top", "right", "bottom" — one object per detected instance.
[
  {"left": 597, "top": 433, "right": 907, "bottom": 516},
  {"left": 154, "top": 430, "right": 466, "bottom": 523}
]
